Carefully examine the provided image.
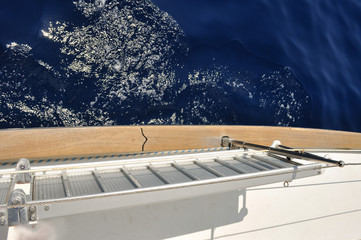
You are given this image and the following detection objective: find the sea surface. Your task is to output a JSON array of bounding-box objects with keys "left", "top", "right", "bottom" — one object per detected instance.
[{"left": 0, "top": 0, "right": 360, "bottom": 132}]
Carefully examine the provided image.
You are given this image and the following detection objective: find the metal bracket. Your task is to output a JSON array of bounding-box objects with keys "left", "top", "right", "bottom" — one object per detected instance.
[
  {"left": 15, "top": 158, "right": 31, "bottom": 183},
  {"left": 221, "top": 136, "right": 234, "bottom": 149},
  {"left": 7, "top": 189, "right": 28, "bottom": 226},
  {"left": 28, "top": 205, "right": 37, "bottom": 222}
]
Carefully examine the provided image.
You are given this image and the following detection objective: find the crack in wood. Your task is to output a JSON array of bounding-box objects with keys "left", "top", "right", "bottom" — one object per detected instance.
[{"left": 140, "top": 128, "right": 148, "bottom": 151}]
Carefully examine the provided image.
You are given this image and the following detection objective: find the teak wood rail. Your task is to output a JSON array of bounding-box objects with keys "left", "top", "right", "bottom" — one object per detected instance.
[{"left": 0, "top": 126, "right": 360, "bottom": 162}]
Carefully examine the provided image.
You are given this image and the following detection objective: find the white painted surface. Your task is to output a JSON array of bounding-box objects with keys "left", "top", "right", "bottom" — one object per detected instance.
[{"left": 168, "top": 152, "right": 361, "bottom": 240}]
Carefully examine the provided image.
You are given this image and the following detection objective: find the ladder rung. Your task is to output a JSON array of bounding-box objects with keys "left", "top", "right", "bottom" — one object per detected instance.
[
  {"left": 148, "top": 165, "right": 172, "bottom": 184},
  {"left": 122, "top": 168, "right": 142, "bottom": 188},
  {"left": 171, "top": 163, "right": 200, "bottom": 181},
  {"left": 29, "top": 176, "right": 34, "bottom": 202},
  {"left": 215, "top": 158, "right": 247, "bottom": 174},
  {"left": 6, "top": 177, "right": 16, "bottom": 204},
  {"left": 93, "top": 170, "right": 109, "bottom": 192},
  {"left": 234, "top": 157, "right": 269, "bottom": 171},
  {"left": 252, "top": 155, "right": 285, "bottom": 168},
  {"left": 62, "top": 172, "right": 72, "bottom": 197},
  {"left": 194, "top": 161, "right": 224, "bottom": 177}
]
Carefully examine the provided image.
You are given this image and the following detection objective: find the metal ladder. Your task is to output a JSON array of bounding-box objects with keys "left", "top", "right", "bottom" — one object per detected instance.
[{"left": 0, "top": 139, "right": 335, "bottom": 226}]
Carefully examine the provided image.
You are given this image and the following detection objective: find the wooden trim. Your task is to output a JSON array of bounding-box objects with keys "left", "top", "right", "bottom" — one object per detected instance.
[
  {"left": 0, "top": 126, "right": 360, "bottom": 162},
  {"left": 0, "top": 126, "right": 143, "bottom": 162},
  {"left": 142, "top": 126, "right": 361, "bottom": 151}
]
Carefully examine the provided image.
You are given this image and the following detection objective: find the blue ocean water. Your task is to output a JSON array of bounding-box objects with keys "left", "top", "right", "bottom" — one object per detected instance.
[{"left": 0, "top": 0, "right": 360, "bottom": 132}]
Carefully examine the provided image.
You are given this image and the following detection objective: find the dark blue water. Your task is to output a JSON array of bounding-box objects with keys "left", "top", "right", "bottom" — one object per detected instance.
[{"left": 1, "top": 0, "right": 360, "bottom": 132}]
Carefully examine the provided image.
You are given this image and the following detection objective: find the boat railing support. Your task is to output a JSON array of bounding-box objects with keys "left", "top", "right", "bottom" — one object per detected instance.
[{"left": 221, "top": 137, "right": 345, "bottom": 167}]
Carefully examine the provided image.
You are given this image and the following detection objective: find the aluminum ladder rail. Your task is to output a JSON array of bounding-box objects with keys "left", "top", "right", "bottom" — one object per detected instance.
[{"left": 0, "top": 143, "right": 326, "bottom": 226}]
